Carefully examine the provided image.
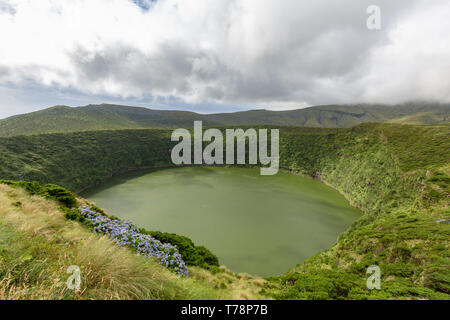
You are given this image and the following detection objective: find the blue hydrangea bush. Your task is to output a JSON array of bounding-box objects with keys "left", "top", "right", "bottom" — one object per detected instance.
[{"left": 78, "top": 205, "right": 188, "bottom": 277}]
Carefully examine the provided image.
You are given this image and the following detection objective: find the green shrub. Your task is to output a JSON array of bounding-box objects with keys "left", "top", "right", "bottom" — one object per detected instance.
[
  {"left": 195, "top": 245, "right": 220, "bottom": 267},
  {"left": 63, "top": 207, "right": 84, "bottom": 222},
  {"left": 43, "top": 184, "right": 77, "bottom": 207},
  {"left": 144, "top": 230, "right": 219, "bottom": 267},
  {"left": 273, "top": 270, "right": 363, "bottom": 300}
]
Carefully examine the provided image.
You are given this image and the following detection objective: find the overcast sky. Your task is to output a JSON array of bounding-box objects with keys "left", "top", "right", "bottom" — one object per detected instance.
[{"left": 0, "top": 0, "right": 449, "bottom": 118}]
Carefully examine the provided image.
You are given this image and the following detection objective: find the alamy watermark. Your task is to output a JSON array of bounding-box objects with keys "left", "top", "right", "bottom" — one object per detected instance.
[
  {"left": 66, "top": 265, "right": 81, "bottom": 290},
  {"left": 366, "top": 265, "right": 381, "bottom": 290},
  {"left": 171, "top": 121, "right": 280, "bottom": 175},
  {"left": 367, "top": 5, "right": 381, "bottom": 30}
]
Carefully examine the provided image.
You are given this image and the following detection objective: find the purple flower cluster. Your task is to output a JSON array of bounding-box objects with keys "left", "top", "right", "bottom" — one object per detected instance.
[{"left": 79, "top": 205, "right": 188, "bottom": 277}]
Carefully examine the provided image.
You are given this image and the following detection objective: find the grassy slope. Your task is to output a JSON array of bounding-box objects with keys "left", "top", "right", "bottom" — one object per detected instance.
[
  {"left": 0, "top": 103, "right": 448, "bottom": 137},
  {"left": 0, "top": 123, "right": 448, "bottom": 299}
]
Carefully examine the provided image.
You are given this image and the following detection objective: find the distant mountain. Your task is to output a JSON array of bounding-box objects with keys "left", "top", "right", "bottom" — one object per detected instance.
[{"left": 0, "top": 102, "right": 448, "bottom": 137}]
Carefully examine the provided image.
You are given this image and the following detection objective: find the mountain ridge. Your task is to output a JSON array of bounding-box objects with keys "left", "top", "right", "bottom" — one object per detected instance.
[{"left": 0, "top": 102, "right": 448, "bottom": 137}]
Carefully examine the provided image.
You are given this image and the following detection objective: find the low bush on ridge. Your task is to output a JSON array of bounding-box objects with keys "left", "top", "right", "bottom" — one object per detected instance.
[{"left": 0, "top": 180, "right": 77, "bottom": 207}]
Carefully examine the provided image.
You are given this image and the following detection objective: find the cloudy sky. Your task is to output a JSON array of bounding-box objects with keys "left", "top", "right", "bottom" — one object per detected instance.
[{"left": 0, "top": 0, "right": 449, "bottom": 118}]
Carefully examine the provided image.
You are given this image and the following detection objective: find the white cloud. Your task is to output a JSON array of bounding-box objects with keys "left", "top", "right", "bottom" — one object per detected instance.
[
  {"left": 360, "top": 0, "right": 450, "bottom": 103},
  {"left": 0, "top": 0, "right": 449, "bottom": 113}
]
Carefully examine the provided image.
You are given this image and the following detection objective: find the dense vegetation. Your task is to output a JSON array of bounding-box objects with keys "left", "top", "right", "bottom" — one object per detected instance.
[
  {"left": 270, "top": 124, "right": 450, "bottom": 299},
  {"left": 0, "top": 129, "right": 174, "bottom": 191},
  {"left": 0, "top": 122, "right": 448, "bottom": 299},
  {"left": 0, "top": 102, "right": 448, "bottom": 136}
]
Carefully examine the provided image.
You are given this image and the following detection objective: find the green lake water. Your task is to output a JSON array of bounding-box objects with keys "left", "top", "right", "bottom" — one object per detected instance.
[{"left": 82, "top": 167, "right": 361, "bottom": 277}]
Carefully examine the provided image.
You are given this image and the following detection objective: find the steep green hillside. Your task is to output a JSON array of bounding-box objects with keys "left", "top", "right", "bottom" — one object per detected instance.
[
  {"left": 270, "top": 124, "right": 450, "bottom": 299},
  {"left": 0, "top": 102, "right": 448, "bottom": 137},
  {"left": 0, "top": 123, "right": 448, "bottom": 299},
  {"left": 0, "top": 129, "right": 173, "bottom": 191}
]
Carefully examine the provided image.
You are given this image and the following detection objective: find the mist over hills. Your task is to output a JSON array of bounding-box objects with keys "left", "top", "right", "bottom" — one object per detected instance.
[{"left": 0, "top": 102, "right": 448, "bottom": 137}]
